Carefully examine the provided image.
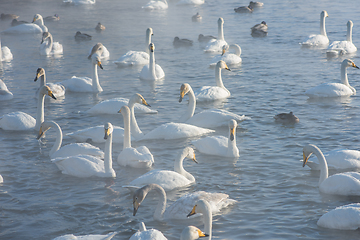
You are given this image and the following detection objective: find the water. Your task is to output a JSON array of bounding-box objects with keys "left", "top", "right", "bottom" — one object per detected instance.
[{"left": 0, "top": 0, "right": 359, "bottom": 239}]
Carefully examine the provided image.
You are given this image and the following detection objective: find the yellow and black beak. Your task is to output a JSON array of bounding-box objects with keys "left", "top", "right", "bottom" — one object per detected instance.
[
  {"left": 37, "top": 127, "right": 45, "bottom": 140},
  {"left": 225, "top": 65, "right": 231, "bottom": 71},
  {"left": 187, "top": 205, "right": 197, "bottom": 217},
  {"left": 97, "top": 60, "right": 103, "bottom": 70},
  {"left": 221, "top": 48, "right": 226, "bottom": 56},
  {"left": 104, "top": 128, "right": 110, "bottom": 140},
  {"left": 179, "top": 90, "right": 185, "bottom": 103},
  {"left": 133, "top": 200, "right": 140, "bottom": 216},
  {"left": 191, "top": 154, "right": 198, "bottom": 164},
  {"left": 198, "top": 230, "right": 209, "bottom": 238},
  {"left": 34, "top": 73, "right": 40, "bottom": 82},
  {"left": 302, "top": 152, "right": 311, "bottom": 167},
  {"left": 352, "top": 62, "right": 359, "bottom": 69},
  {"left": 48, "top": 90, "right": 56, "bottom": 100},
  {"left": 142, "top": 98, "right": 150, "bottom": 107},
  {"left": 150, "top": 45, "right": 154, "bottom": 52},
  {"left": 230, "top": 127, "right": 235, "bottom": 141},
  {"left": 32, "top": 17, "right": 36, "bottom": 23}
]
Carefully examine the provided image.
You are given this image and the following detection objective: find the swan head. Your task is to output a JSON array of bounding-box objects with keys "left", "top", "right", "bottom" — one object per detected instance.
[
  {"left": 347, "top": 20, "right": 353, "bottom": 29},
  {"left": 34, "top": 68, "right": 45, "bottom": 82},
  {"left": 321, "top": 10, "right": 329, "bottom": 19},
  {"left": 32, "top": 14, "right": 43, "bottom": 23},
  {"left": 37, "top": 121, "right": 55, "bottom": 139},
  {"left": 39, "top": 85, "right": 56, "bottom": 100},
  {"left": 146, "top": 27, "right": 153, "bottom": 36},
  {"left": 181, "top": 226, "right": 208, "bottom": 240},
  {"left": 187, "top": 199, "right": 210, "bottom": 217},
  {"left": 41, "top": 32, "right": 51, "bottom": 44},
  {"left": 229, "top": 119, "right": 237, "bottom": 141},
  {"left": 149, "top": 43, "right": 155, "bottom": 53},
  {"left": 179, "top": 83, "right": 192, "bottom": 102},
  {"left": 118, "top": 105, "right": 131, "bottom": 116},
  {"left": 343, "top": 59, "right": 359, "bottom": 69},
  {"left": 302, "top": 144, "right": 319, "bottom": 167},
  {"left": 104, "top": 122, "right": 113, "bottom": 140},
  {"left": 184, "top": 147, "right": 197, "bottom": 163},
  {"left": 221, "top": 44, "right": 229, "bottom": 56},
  {"left": 218, "top": 17, "right": 224, "bottom": 26},
  {"left": 92, "top": 54, "right": 103, "bottom": 69},
  {"left": 132, "top": 184, "right": 162, "bottom": 216},
  {"left": 130, "top": 93, "right": 151, "bottom": 107},
  {"left": 217, "top": 60, "right": 231, "bottom": 71},
  {"left": 88, "top": 43, "right": 105, "bottom": 59}
]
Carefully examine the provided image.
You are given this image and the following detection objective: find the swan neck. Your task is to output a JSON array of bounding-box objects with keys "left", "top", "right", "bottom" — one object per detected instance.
[
  {"left": 104, "top": 131, "right": 113, "bottom": 173},
  {"left": 149, "top": 184, "right": 167, "bottom": 221},
  {"left": 174, "top": 150, "right": 195, "bottom": 182},
  {"left": 347, "top": 23, "right": 352, "bottom": 42},
  {"left": 180, "top": 88, "right": 196, "bottom": 122},
  {"left": 40, "top": 74, "right": 46, "bottom": 86},
  {"left": 312, "top": 146, "right": 328, "bottom": 185},
  {"left": 128, "top": 102, "right": 143, "bottom": 139},
  {"left": 92, "top": 61, "right": 102, "bottom": 92},
  {"left": 215, "top": 66, "right": 225, "bottom": 88},
  {"left": 35, "top": 92, "right": 46, "bottom": 131},
  {"left": 227, "top": 128, "right": 237, "bottom": 156},
  {"left": 50, "top": 122, "right": 63, "bottom": 156},
  {"left": 203, "top": 205, "right": 213, "bottom": 240},
  {"left": 123, "top": 107, "right": 132, "bottom": 149},
  {"left": 232, "top": 45, "right": 241, "bottom": 56},
  {"left": 340, "top": 63, "right": 350, "bottom": 86},
  {"left": 149, "top": 50, "right": 156, "bottom": 79},
  {"left": 218, "top": 21, "right": 224, "bottom": 41},
  {"left": 320, "top": 14, "right": 327, "bottom": 37},
  {"left": 146, "top": 33, "right": 152, "bottom": 54}
]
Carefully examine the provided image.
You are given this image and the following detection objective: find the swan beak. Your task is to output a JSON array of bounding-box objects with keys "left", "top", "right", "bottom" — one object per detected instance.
[
  {"left": 230, "top": 127, "right": 235, "bottom": 141},
  {"left": 133, "top": 200, "right": 140, "bottom": 216},
  {"left": 104, "top": 128, "right": 110, "bottom": 140},
  {"left": 97, "top": 61, "right": 103, "bottom": 70},
  {"left": 225, "top": 65, "right": 231, "bottom": 71},
  {"left": 198, "top": 230, "right": 209, "bottom": 238},
  {"left": 352, "top": 62, "right": 359, "bottom": 69},
  {"left": 187, "top": 205, "right": 197, "bottom": 217},
  {"left": 302, "top": 152, "right": 311, "bottom": 167},
  {"left": 150, "top": 45, "right": 154, "bottom": 52},
  {"left": 37, "top": 128, "right": 44, "bottom": 140},
  {"left": 118, "top": 109, "right": 122, "bottom": 113},
  {"left": 179, "top": 91, "right": 185, "bottom": 103},
  {"left": 32, "top": 17, "right": 36, "bottom": 23},
  {"left": 48, "top": 91, "right": 56, "bottom": 100},
  {"left": 192, "top": 154, "right": 198, "bottom": 164},
  {"left": 142, "top": 99, "right": 150, "bottom": 107},
  {"left": 221, "top": 48, "right": 226, "bottom": 56},
  {"left": 34, "top": 74, "right": 40, "bottom": 82}
]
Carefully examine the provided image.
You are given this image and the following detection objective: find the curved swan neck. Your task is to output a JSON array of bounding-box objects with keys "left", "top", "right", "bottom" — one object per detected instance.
[
  {"left": 122, "top": 107, "right": 132, "bottom": 149},
  {"left": 149, "top": 49, "right": 156, "bottom": 79},
  {"left": 35, "top": 91, "right": 46, "bottom": 131},
  {"left": 231, "top": 44, "right": 241, "bottom": 56},
  {"left": 128, "top": 101, "right": 143, "bottom": 139},
  {"left": 347, "top": 22, "right": 352, "bottom": 43},
  {"left": 50, "top": 122, "right": 63, "bottom": 156},
  {"left": 215, "top": 66, "right": 226, "bottom": 89},
  {"left": 145, "top": 184, "right": 167, "bottom": 221},
  {"left": 180, "top": 88, "right": 196, "bottom": 122},
  {"left": 320, "top": 13, "right": 327, "bottom": 37},
  {"left": 40, "top": 73, "right": 46, "bottom": 86},
  {"left": 174, "top": 150, "right": 195, "bottom": 182},
  {"left": 311, "top": 145, "right": 328, "bottom": 185},
  {"left": 218, "top": 21, "right": 224, "bottom": 41},
  {"left": 92, "top": 61, "right": 102, "bottom": 92},
  {"left": 201, "top": 203, "right": 213, "bottom": 240},
  {"left": 104, "top": 131, "right": 113, "bottom": 173}
]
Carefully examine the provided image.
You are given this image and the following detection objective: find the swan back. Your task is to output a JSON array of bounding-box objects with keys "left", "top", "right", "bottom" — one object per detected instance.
[{"left": 181, "top": 226, "right": 208, "bottom": 240}]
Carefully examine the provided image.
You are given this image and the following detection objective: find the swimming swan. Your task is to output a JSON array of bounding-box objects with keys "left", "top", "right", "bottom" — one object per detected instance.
[
  {"left": 194, "top": 60, "right": 231, "bottom": 101},
  {"left": 140, "top": 43, "right": 165, "bottom": 81},
  {"left": 205, "top": 18, "right": 228, "bottom": 53},
  {"left": 40, "top": 32, "right": 63, "bottom": 56},
  {"left": 124, "top": 147, "right": 196, "bottom": 191},
  {"left": 0, "top": 40, "right": 13, "bottom": 61},
  {"left": 117, "top": 105, "right": 154, "bottom": 168},
  {"left": 317, "top": 203, "right": 360, "bottom": 230},
  {"left": 114, "top": 28, "right": 153, "bottom": 67},
  {"left": 327, "top": 20, "right": 357, "bottom": 56},
  {"left": 142, "top": 0, "right": 168, "bottom": 10},
  {"left": 179, "top": 83, "right": 249, "bottom": 128},
  {"left": 302, "top": 144, "right": 360, "bottom": 196},
  {"left": 176, "top": 0, "right": 204, "bottom": 5},
  {"left": 192, "top": 119, "right": 240, "bottom": 158},
  {"left": 34, "top": 68, "right": 65, "bottom": 98},
  {"left": 51, "top": 122, "right": 116, "bottom": 178},
  {"left": 1, "top": 14, "right": 47, "bottom": 34},
  {"left": 0, "top": 79, "right": 13, "bottom": 101},
  {"left": 132, "top": 183, "right": 236, "bottom": 220},
  {"left": 301, "top": 10, "right": 329, "bottom": 47},
  {"left": 181, "top": 226, "right": 208, "bottom": 240},
  {"left": 53, "top": 232, "right": 118, "bottom": 240},
  {"left": 305, "top": 59, "right": 359, "bottom": 98},
  {"left": 0, "top": 85, "right": 56, "bottom": 131},
  {"left": 130, "top": 222, "right": 167, "bottom": 240},
  {"left": 187, "top": 199, "right": 213, "bottom": 239},
  {"left": 209, "top": 44, "right": 242, "bottom": 67}
]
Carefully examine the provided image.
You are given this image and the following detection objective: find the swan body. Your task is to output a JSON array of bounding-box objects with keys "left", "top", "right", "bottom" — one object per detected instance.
[
  {"left": 114, "top": 28, "right": 153, "bottom": 67},
  {"left": 129, "top": 222, "right": 167, "bottom": 240},
  {"left": 173, "top": 37, "right": 193, "bottom": 47},
  {"left": 117, "top": 105, "right": 154, "bottom": 168},
  {"left": 0, "top": 79, "right": 13, "bottom": 101},
  {"left": 51, "top": 123, "right": 116, "bottom": 178},
  {"left": 301, "top": 11, "right": 329, "bottom": 47},
  {"left": 142, "top": 0, "right": 168, "bottom": 10},
  {"left": 274, "top": 112, "right": 299, "bottom": 124},
  {"left": 181, "top": 226, "right": 208, "bottom": 240},
  {"left": 194, "top": 60, "right": 231, "bottom": 101},
  {"left": 251, "top": 21, "right": 268, "bottom": 37},
  {"left": 2, "top": 14, "right": 47, "bottom": 34},
  {"left": 177, "top": 0, "right": 204, "bottom": 5},
  {"left": 140, "top": 43, "right": 165, "bottom": 80},
  {"left": 205, "top": 18, "right": 228, "bottom": 53},
  {"left": 75, "top": 31, "right": 92, "bottom": 41},
  {"left": 44, "top": 14, "right": 60, "bottom": 22},
  {"left": 88, "top": 43, "right": 109, "bottom": 60},
  {"left": 34, "top": 68, "right": 65, "bottom": 98},
  {"left": 125, "top": 147, "right": 196, "bottom": 191},
  {"left": 53, "top": 232, "right": 118, "bottom": 240},
  {"left": 63, "top": 0, "right": 96, "bottom": 5},
  {"left": 192, "top": 13, "right": 202, "bottom": 22},
  {"left": 0, "top": 40, "right": 13, "bottom": 61},
  {"left": 209, "top": 44, "right": 242, "bottom": 67},
  {"left": 317, "top": 203, "right": 360, "bottom": 230},
  {"left": 327, "top": 20, "right": 357, "bottom": 56},
  {"left": 187, "top": 200, "right": 213, "bottom": 239},
  {"left": 40, "top": 32, "right": 63, "bottom": 56},
  {"left": 305, "top": 59, "right": 359, "bottom": 98},
  {"left": 132, "top": 184, "right": 236, "bottom": 221},
  {"left": 303, "top": 144, "right": 360, "bottom": 196},
  {"left": 0, "top": 85, "right": 56, "bottom": 131},
  {"left": 60, "top": 54, "right": 103, "bottom": 92},
  {"left": 11, "top": 19, "right": 29, "bottom": 26},
  {"left": 67, "top": 125, "right": 125, "bottom": 144},
  {"left": 95, "top": 22, "right": 105, "bottom": 31}
]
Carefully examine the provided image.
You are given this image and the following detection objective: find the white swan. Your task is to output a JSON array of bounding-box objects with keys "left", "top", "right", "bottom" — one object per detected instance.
[
  {"left": 301, "top": 10, "right": 329, "bottom": 47},
  {"left": 129, "top": 222, "right": 167, "bottom": 240},
  {"left": 0, "top": 85, "right": 56, "bottom": 131},
  {"left": 194, "top": 60, "right": 231, "bottom": 101},
  {"left": 140, "top": 43, "right": 165, "bottom": 81},
  {"left": 177, "top": 0, "right": 204, "bottom": 5},
  {"left": 187, "top": 199, "right": 213, "bottom": 239},
  {"left": 37, "top": 121, "right": 104, "bottom": 159},
  {"left": 88, "top": 43, "right": 110, "bottom": 60},
  {"left": 0, "top": 79, "right": 13, "bottom": 101},
  {"left": 327, "top": 20, "right": 357, "bottom": 56},
  {"left": 53, "top": 232, "right": 118, "bottom": 240},
  {"left": 63, "top": 0, "right": 96, "bottom": 5},
  {"left": 192, "top": 119, "right": 239, "bottom": 158},
  {"left": 317, "top": 203, "right": 360, "bottom": 230},
  {"left": 0, "top": 174, "right": 3, "bottom": 183},
  {"left": 51, "top": 122, "right": 116, "bottom": 178},
  {"left": 181, "top": 226, "right": 208, "bottom": 240},
  {"left": 305, "top": 59, "right": 359, "bottom": 98},
  {"left": 209, "top": 44, "right": 242, "bottom": 67},
  {"left": 114, "top": 28, "right": 153, "bottom": 67},
  {"left": 142, "top": 0, "right": 168, "bottom": 10},
  {"left": 132, "top": 183, "right": 236, "bottom": 221},
  {"left": 60, "top": 54, "right": 103, "bottom": 93},
  {"left": 39, "top": 32, "right": 63, "bottom": 56},
  {"left": 124, "top": 147, "right": 196, "bottom": 191},
  {"left": 1, "top": 14, "right": 47, "bottom": 34},
  {"left": 302, "top": 144, "right": 360, "bottom": 196},
  {"left": 179, "top": 83, "right": 249, "bottom": 128},
  {"left": 0, "top": 40, "right": 13, "bottom": 61},
  {"left": 117, "top": 105, "right": 154, "bottom": 168},
  {"left": 34, "top": 68, "right": 65, "bottom": 98},
  {"left": 204, "top": 18, "right": 228, "bottom": 53}
]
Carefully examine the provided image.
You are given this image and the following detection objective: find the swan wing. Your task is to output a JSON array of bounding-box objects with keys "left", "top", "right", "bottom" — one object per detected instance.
[
  {"left": 194, "top": 86, "right": 230, "bottom": 101},
  {"left": 320, "top": 172, "right": 360, "bottom": 195},
  {"left": 192, "top": 136, "right": 228, "bottom": 156},
  {"left": 87, "top": 98, "right": 157, "bottom": 114},
  {"left": 67, "top": 125, "right": 125, "bottom": 143},
  {"left": 327, "top": 41, "right": 357, "bottom": 54},
  {"left": 176, "top": 0, "right": 204, "bottom": 5},
  {"left": 205, "top": 39, "right": 228, "bottom": 53},
  {"left": 53, "top": 231, "right": 118, "bottom": 240},
  {"left": 317, "top": 203, "right": 360, "bottom": 230},
  {"left": 129, "top": 229, "right": 167, "bottom": 240},
  {"left": 301, "top": 34, "right": 329, "bottom": 47},
  {"left": 0, "top": 111, "right": 35, "bottom": 130},
  {"left": 114, "top": 51, "right": 149, "bottom": 66},
  {"left": 117, "top": 146, "right": 154, "bottom": 168},
  {"left": 60, "top": 76, "right": 93, "bottom": 92},
  {"left": 305, "top": 83, "right": 355, "bottom": 98},
  {"left": 51, "top": 143, "right": 104, "bottom": 159},
  {"left": 142, "top": 0, "right": 168, "bottom": 10},
  {"left": 305, "top": 149, "right": 360, "bottom": 170},
  {"left": 2, "top": 23, "right": 43, "bottom": 34},
  {"left": 1, "top": 46, "right": 13, "bottom": 61}
]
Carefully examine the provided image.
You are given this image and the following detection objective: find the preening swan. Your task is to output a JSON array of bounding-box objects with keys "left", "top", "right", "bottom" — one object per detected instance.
[
  {"left": 40, "top": 32, "right": 63, "bottom": 56},
  {"left": 34, "top": 68, "right": 65, "bottom": 98},
  {"left": 1, "top": 14, "right": 46, "bottom": 34},
  {"left": 209, "top": 44, "right": 242, "bottom": 67},
  {"left": 129, "top": 222, "right": 167, "bottom": 240},
  {"left": 132, "top": 183, "right": 236, "bottom": 221},
  {"left": 305, "top": 59, "right": 359, "bottom": 98},
  {"left": 142, "top": 0, "right": 168, "bottom": 10},
  {"left": 140, "top": 43, "right": 165, "bottom": 81},
  {"left": 205, "top": 18, "right": 228, "bottom": 53},
  {"left": 117, "top": 105, "right": 154, "bottom": 168},
  {"left": 51, "top": 122, "right": 116, "bottom": 178},
  {"left": 194, "top": 60, "right": 231, "bottom": 101},
  {"left": 317, "top": 203, "right": 360, "bottom": 230},
  {"left": 114, "top": 28, "right": 153, "bottom": 67},
  {"left": 301, "top": 10, "right": 329, "bottom": 47},
  {"left": 0, "top": 40, "right": 13, "bottom": 61},
  {"left": 187, "top": 200, "right": 213, "bottom": 239},
  {"left": 302, "top": 144, "right": 360, "bottom": 196},
  {"left": 60, "top": 54, "right": 103, "bottom": 92},
  {"left": 181, "top": 226, "right": 208, "bottom": 240},
  {"left": 327, "top": 20, "right": 357, "bottom": 56},
  {"left": 179, "top": 83, "right": 249, "bottom": 128},
  {"left": 0, "top": 85, "right": 56, "bottom": 131},
  {"left": 176, "top": 0, "right": 204, "bottom": 5},
  {"left": 53, "top": 232, "right": 118, "bottom": 240},
  {"left": 37, "top": 121, "right": 104, "bottom": 159},
  {"left": 124, "top": 147, "right": 196, "bottom": 191},
  {"left": 192, "top": 119, "right": 240, "bottom": 158},
  {"left": 0, "top": 79, "right": 13, "bottom": 101},
  {"left": 274, "top": 112, "right": 299, "bottom": 124},
  {"left": 88, "top": 42, "right": 110, "bottom": 60}
]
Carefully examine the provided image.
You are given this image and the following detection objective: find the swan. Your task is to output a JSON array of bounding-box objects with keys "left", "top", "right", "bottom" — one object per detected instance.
[
  {"left": 114, "top": 28, "right": 153, "bottom": 67},
  {"left": 95, "top": 22, "right": 105, "bottom": 31},
  {"left": 209, "top": 44, "right": 242, "bottom": 67},
  {"left": 63, "top": 0, "right": 96, "bottom": 5},
  {"left": 179, "top": 83, "right": 249, "bottom": 128},
  {"left": 34, "top": 68, "right": 65, "bottom": 98},
  {"left": 173, "top": 37, "right": 193, "bottom": 47},
  {"left": 32, "top": 14, "right": 48, "bottom": 32},
  {"left": 142, "top": 0, "right": 168, "bottom": 10},
  {"left": 234, "top": 5, "right": 253, "bottom": 13},
  {"left": 249, "top": 1, "right": 263, "bottom": 7},
  {"left": 0, "top": 39, "right": 13, "bottom": 61},
  {"left": 40, "top": 32, "right": 63, "bottom": 56},
  {"left": 301, "top": 10, "right": 329, "bottom": 47},
  {"left": 60, "top": 54, "right": 103, "bottom": 93},
  {"left": 117, "top": 105, "right": 154, "bottom": 168},
  {"left": 317, "top": 203, "right": 360, "bottom": 230},
  {"left": 124, "top": 147, "right": 196, "bottom": 191},
  {"left": 11, "top": 19, "right": 29, "bottom": 26},
  {"left": 88, "top": 43, "right": 109, "bottom": 60},
  {"left": 181, "top": 226, "right": 208, "bottom": 240},
  {"left": 176, "top": 0, "right": 204, "bottom": 5},
  {"left": 44, "top": 14, "right": 60, "bottom": 22},
  {"left": 192, "top": 13, "right": 202, "bottom": 22},
  {"left": 187, "top": 200, "right": 213, "bottom": 239},
  {"left": 1, "top": 14, "right": 47, "bottom": 34},
  {"left": 251, "top": 21, "right": 268, "bottom": 37},
  {"left": 305, "top": 59, "right": 359, "bottom": 98},
  {"left": 302, "top": 144, "right": 360, "bottom": 196},
  {"left": 51, "top": 123, "right": 116, "bottom": 178},
  {"left": 194, "top": 60, "right": 231, "bottom": 101},
  {"left": 0, "top": 85, "right": 56, "bottom": 131},
  {"left": 0, "top": 79, "right": 13, "bottom": 101},
  {"left": 0, "top": 174, "right": 3, "bottom": 183},
  {"left": 132, "top": 183, "right": 236, "bottom": 220},
  {"left": 53, "top": 232, "right": 118, "bottom": 240},
  {"left": 204, "top": 18, "right": 228, "bottom": 53},
  {"left": 140, "top": 43, "right": 165, "bottom": 81},
  {"left": 74, "top": 31, "right": 92, "bottom": 41},
  {"left": 37, "top": 121, "right": 104, "bottom": 159},
  {"left": 327, "top": 20, "right": 357, "bottom": 56},
  {"left": 129, "top": 222, "right": 167, "bottom": 240},
  {"left": 274, "top": 112, "right": 299, "bottom": 124},
  {"left": 192, "top": 119, "right": 239, "bottom": 158}
]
